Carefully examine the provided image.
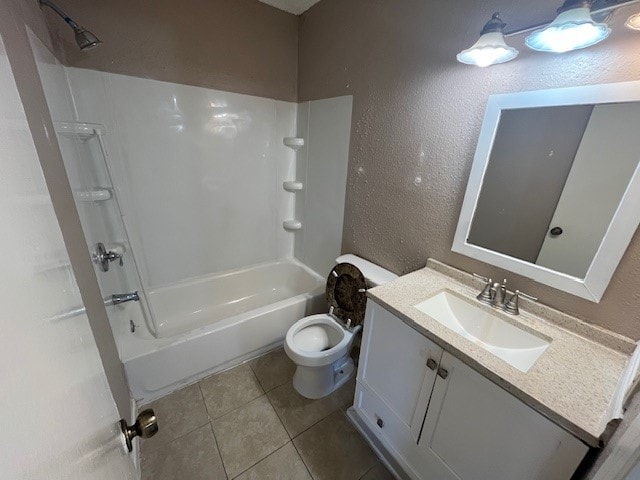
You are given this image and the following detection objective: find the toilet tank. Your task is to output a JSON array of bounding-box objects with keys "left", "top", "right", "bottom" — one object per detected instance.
[{"left": 335, "top": 254, "right": 398, "bottom": 287}]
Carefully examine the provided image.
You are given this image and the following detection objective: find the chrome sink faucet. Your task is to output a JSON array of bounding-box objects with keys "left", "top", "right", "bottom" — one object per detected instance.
[
  {"left": 473, "top": 274, "right": 536, "bottom": 315},
  {"left": 491, "top": 279, "right": 507, "bottom": 309}
]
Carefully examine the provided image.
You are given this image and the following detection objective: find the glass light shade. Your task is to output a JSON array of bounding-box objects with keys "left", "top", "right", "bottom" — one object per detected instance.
[
  {"left": 457, "top": 32, "right": 519, "bottom": 67},
  {"left": 625, "top": 13, "right": 640, "bottom": 31},
  {"left": 525, "top": 7, "right": 610, "bottom": 53}
]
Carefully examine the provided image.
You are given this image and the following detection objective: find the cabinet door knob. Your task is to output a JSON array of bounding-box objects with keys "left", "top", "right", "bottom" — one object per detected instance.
[
  {"left": 437, "top": 367, "right": 448, "bottom": 379},
  {"left": 426, "top": 358, "right": 438, "bottom": 371},
  {"left": 376, "top": 417, "right": 384, "bottom": 428}
]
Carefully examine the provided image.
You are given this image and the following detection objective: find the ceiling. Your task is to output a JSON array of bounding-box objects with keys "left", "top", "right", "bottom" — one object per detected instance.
[{"left": 257, "top": 0, "right": 322, "bottom": 15}]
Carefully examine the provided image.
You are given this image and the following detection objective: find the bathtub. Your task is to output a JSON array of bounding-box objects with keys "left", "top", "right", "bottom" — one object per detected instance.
[{"left": 116, "top": 259, "right": 326, "bottom": 403}]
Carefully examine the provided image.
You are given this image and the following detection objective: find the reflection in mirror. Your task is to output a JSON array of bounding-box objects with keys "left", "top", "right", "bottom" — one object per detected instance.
[{"left": 467, "top": 102, "right": 640, "bottom": 279}]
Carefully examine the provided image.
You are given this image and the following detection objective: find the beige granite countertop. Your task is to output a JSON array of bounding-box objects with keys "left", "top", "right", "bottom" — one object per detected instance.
[{"left": 366, "top": 260, "right": 636, "bottom": 448}]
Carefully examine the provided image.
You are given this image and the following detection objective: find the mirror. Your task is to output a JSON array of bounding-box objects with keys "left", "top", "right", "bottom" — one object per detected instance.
[{"left": 453, "top": 82, "right": 640, "bottom": 302}]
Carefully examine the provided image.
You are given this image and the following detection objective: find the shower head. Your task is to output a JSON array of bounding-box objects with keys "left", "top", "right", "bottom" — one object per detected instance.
[
  {"left": 73, "top": 27, "right": 101, "bottom": 51},
  {"left": 38, "top": 0, "right": 101, "bottom": 50}
]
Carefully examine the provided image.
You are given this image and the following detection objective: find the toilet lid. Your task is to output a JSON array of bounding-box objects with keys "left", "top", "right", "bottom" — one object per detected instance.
[{"left": 326, "top": 263, "right": 367, "bottom": 327}]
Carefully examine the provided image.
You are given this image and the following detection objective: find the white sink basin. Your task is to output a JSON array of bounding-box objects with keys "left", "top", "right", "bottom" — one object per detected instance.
[{"left": 414, "top": 291, "right": 550, "bottom": 372}]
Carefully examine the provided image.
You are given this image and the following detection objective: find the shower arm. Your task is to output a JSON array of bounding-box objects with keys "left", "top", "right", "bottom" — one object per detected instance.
[
  {"left": 38, "top": 0, "right": 82, "bottom": 30},
  {"left": 38, "top": 0, "right": 101, "bottom": 50}
]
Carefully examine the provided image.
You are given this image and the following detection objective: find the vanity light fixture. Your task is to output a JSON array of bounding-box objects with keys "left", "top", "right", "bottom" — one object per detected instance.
[
  {"left": 626, "top": 12, "right": 640, "bottom": 30},
  {"left": 456, "top": 13, "right": 519, "bottom": 67},
  {"left": 525, "top": 0, "right": 610, "bottom": 53},
  {"left": 459, "top": 0, "right": 640, "bottom": 67}
]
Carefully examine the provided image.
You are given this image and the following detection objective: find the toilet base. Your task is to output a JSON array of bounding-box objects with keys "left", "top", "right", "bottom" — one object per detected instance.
[{"left": 292, "top": 355, "right": 355, "bottom": 399}]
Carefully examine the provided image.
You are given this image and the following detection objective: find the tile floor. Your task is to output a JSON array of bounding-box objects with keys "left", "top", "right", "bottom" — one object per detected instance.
[{"left": 140, "top": 348, "right": 394, "bottom": 480}]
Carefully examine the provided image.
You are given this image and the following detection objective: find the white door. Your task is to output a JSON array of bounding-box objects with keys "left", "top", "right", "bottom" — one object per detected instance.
[
  {"left": 536, "top": 103, "right": 640, "bottom": 278},
  {"left": 0, "top": 35, "right": 137, "bottom": 479}
]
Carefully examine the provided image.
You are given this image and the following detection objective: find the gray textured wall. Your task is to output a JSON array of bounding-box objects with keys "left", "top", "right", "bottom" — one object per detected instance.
[
  {"left": 45, "top": 0, "right": 299, "bottom": 102},
  {"left": 298, "top": 0, "right": 640, "bottom": 339}
]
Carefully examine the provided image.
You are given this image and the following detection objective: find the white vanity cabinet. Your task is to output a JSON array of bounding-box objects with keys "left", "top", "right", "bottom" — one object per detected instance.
[{"left": 352, "top": 300, "right": 588, "bottom": 480}]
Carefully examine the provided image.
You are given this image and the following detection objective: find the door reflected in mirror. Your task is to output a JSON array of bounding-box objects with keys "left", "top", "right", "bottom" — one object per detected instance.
[
  {"left": 453, "top": 82, "right": 640, "bottom": 301},
  {"left": 467, "top": 102, "right": 640, "bottom": 279}
]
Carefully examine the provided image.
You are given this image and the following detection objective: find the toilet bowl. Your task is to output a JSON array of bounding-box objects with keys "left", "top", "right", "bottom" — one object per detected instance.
[{"left": 284, "top": 254, "right": 397, "bottom": 399}]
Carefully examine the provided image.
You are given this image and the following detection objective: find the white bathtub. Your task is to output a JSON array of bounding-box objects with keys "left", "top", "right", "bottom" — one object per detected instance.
[{"left": 117, "top": 259, "right": 325, "bottom": 403}]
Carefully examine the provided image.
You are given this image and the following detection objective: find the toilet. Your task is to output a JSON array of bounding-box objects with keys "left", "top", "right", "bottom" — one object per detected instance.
[{"left": 284, "top": 254, "right": 398, "bottom": 399}]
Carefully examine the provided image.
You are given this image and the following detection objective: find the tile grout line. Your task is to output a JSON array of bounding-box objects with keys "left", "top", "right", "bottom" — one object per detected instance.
[
  {"left": 199, "top": 366, "right": 266, "bottom": 421},
  {"left": 196, "top": 381, "right": 213, "bottom": 420},
  {"left": 264, "top": 390, "right": 294, "bottom": 440},
  {"left": 265, "top": 378, "right": 354, "bottom": 440},
  {"left": 228, "top": 440, "right": 294, "bottom": 480},
  {"left": 141, "top": 419, "right": 211, "bottom": 458},
  {"left": 246, "top": 347, "right": 293, "bottom": 394},
  {"left": 208, "top": 421, "right": 231, "bottom": 480},
  {"left": 197, "top": 367, "right": 267, "bottom": 479},
  {"left": 288, "top": 399, "right": 346, "bottom": 441},
  {"left": 208, "top": 391, "right": 269, "bottom": 425},
  {"left": 293, "top": 411, "right": 334, "bottom": 441},
  {"left": 291, "top": 438, "right": 316, "bottom": 480},
  {"left": 213, "top": 391, "right": 289, "bottom": 479},
  {"left": 144, "top": 349, "right": 297, "bottom": 478},
  {"left": 200, "top": 365, "right": 267, "bottom": 420}
]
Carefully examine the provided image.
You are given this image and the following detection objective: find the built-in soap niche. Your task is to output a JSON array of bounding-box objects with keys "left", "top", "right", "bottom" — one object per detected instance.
[{"left": 282, "top": 137, "right": 305, "bottom": 231}]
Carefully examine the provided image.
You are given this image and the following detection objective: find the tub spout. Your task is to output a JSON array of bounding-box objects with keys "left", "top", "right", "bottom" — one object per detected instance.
[{"left": 109, "top": 291, "right": 139, "bottom": 306}]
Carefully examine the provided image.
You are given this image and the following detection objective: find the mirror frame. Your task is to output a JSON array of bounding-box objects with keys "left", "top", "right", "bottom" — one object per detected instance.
[{"left": 453, "top": 81, "right": 640, "bottom": 302}]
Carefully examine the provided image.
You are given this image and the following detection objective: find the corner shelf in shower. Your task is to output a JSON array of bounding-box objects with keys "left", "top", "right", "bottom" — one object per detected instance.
[
  {"left": 283, "top": 137, "right": 305, "bottom": 150},
  {"left": 75, "top": 189, "right": 113, "bottom": 202},
  {"left": 283, "top": 220, "right": 302, "bottom": 231},
  {"left": 283, "top": 181, "right": 304, "bottom": 192},
  {"left": 55, "top": 121, "right": 105, "bottom": 139}
]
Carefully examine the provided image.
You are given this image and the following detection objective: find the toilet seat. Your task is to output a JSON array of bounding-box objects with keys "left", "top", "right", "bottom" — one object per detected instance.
[
  {"left": 325, "top": 263, "right": 367, "bottom": 327},
  {"left": 285, "top": 263, "right": 367, "bottom": 369},
  {"left": 284, "top": 314, "right": 354, "bottom": 367}
]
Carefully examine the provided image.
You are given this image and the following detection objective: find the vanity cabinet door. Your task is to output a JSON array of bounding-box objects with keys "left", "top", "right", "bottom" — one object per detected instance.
[
  {"left": 418, "top": 352, "right": 588, "bottom": 480},
  {"left": 358, "top": 301, "right": 443, "bottom": 436}
]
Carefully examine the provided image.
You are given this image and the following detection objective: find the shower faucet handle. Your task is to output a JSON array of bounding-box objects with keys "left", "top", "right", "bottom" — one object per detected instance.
[{"left": 94, "top": 242, "right": 124, "bottom": 272}]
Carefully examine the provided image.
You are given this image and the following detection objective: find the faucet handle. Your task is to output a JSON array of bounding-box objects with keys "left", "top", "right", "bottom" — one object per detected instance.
[
  {"left": 476, "top": 277, "right": 493, "bottom": 304},
  {"left": 503, "top": 290, "right": 537, "bottom": 315},
  {"left": 503, "top": 290, "right": 521, "bottom": 315},
  {"left": 491, "top": 279, "right": 507, "bottom": 308}
]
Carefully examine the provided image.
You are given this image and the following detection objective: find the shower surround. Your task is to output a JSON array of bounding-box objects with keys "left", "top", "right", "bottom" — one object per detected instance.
[{"left": 31, "top": 34, "right": 353, "bottom": 402}]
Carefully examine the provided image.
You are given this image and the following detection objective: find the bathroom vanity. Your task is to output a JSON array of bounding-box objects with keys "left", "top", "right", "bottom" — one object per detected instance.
[
  {"left": 348, "top": 261, "right": 635, "bottom": 480},
  {"left": 346, "top": 81, "right": 640, "bottom": 479}
]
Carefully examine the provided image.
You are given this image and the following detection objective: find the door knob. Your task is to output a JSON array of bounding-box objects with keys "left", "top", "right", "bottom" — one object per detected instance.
[
  {"left": 120, "top": 409, "right": 158, "bottom": 452},
  {"left": 550, "top": 227, "right": 563, "bottom": 236}
]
